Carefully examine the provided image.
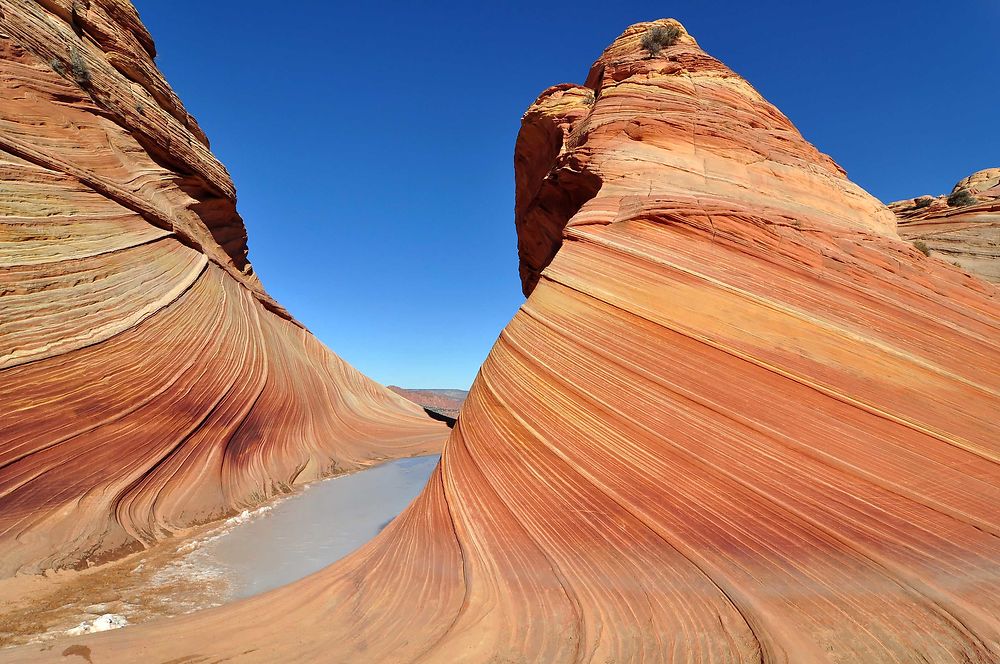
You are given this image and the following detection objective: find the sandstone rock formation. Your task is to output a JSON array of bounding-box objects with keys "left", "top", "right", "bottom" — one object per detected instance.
[
  {"left": 0, "top": 0, "right": 447, "bottom": 577},
  {"left": 890, "top": 168, "right": 1000, "bottom": 282},
  {"left": 6, "top": 16, "right": 1000, "bottom": 664}
]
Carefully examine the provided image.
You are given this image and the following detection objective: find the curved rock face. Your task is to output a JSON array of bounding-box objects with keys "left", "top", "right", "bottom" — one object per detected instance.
[
  {"left": 891, "top": 168, "right": 1000, "bottom": 282},
  {"left": 6, "top": 17, "right": 1000, "bottom": 664},
  {"left": 0, "top": 0, "right": 447, "bottom": 577}
]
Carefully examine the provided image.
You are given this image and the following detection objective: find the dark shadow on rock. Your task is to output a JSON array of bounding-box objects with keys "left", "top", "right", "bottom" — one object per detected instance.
[{"left": 422, "top": 407, "right": 456, "bottom": 429}]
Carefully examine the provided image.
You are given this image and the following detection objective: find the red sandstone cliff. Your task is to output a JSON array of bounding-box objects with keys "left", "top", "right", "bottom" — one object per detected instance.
[
  {"left": 890, "top": 168, "right": 1000, "bottom": 282},
  {"left": 0, "top": 0, "right": 447, "bottom": 577},
  {"left": 5, "top": 16, "right": 999, "bottom": 664}
]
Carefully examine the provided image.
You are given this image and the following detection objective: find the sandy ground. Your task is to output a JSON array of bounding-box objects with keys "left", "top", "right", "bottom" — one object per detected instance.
[
  {"left": 0, "top": 455, "right": 437, "bottom": 649},
  {"left": 0, "top": 512, "right": 245, "bottom": 649}
]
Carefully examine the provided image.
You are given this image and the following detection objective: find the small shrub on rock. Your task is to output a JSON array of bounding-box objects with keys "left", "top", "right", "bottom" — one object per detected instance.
[
  {"left": 641, "top": 25, "right": 680, "bottom": 56},
  {"left": 912, "top": 240, "right": 931, "bottom": 256},
  {"left": 49, "top": 58, "right": 66, "bottom": 77},
  {"left": 913, "top": 196, "right": 934, "bottom": 209},
  {"left": 947, "top": 188, "right": 977, "bottom": 208},
  {"left": 69, "top": 47, "right": 90, "bottom": 87}
]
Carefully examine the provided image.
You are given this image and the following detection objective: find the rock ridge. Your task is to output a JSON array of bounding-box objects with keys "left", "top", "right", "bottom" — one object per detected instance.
[{"left": 890, "top": 167, "right": 999, "bottom": 281}]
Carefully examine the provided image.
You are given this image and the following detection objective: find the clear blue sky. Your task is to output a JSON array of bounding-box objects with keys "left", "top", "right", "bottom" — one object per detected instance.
[{"left": 134, "top": 0, "right": 997, "bottom": 389}]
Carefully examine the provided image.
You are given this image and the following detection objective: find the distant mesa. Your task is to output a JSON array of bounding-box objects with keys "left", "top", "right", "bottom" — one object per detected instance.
[
  {"left": 387, "top": 387, "right": 468, "bottom": 426},
  {"left": 890, "top": 167, "right": 1000, "bottom": 282}
]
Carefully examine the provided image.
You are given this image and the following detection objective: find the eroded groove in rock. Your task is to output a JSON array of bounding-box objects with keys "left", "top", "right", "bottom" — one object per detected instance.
[
  {"left": 5, "top": 15, "right": 999, "bottom": 664},
  {"left": 0, "top": 0, "right": 448, "bottom": 577}
]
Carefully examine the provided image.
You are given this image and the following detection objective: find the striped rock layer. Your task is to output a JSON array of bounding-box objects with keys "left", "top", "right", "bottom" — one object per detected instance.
[
  {"left": 7, "top": 16, "right": 1000, "bottom": 664},
  {"left": 0, "top": 0, "right": 447, "bottom": 577},
  {"left": 891, "top": 168, "right": 1000, "bottom": 282}
]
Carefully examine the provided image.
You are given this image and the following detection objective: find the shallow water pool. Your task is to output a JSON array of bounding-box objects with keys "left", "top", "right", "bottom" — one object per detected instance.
[{"left": 200, "top": 455, "right": 439, "bottom": 598}]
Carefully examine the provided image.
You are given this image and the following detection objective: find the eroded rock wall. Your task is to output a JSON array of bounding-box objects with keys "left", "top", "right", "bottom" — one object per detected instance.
[{"left": 0, "top": 0, "right": 447, "bottom": 576}]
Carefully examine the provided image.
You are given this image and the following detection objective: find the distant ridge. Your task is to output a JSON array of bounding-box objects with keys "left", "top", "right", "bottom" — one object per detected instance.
[{"left": 387, "top": 387, "right": 469, "bottom": 423}]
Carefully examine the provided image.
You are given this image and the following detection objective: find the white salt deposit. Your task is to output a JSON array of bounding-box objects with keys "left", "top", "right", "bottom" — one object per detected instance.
[{"left": 65, "top": 613, "right": 128, "bottom": 636}]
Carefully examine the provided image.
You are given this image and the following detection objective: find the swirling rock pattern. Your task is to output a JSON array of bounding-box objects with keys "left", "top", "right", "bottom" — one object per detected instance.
[
  {"left": 891, "top": 168, "right": 1000, "bottom": 282},
  {"left": 6, "top": 16, "right": 1000, "bottom": 664},
  {"left": 0, "top": 0, "right": 447, "bottom": 577}
]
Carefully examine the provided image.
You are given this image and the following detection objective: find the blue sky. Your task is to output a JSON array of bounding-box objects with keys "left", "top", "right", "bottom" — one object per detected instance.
[{"left": 134, "top": 0, "right": 997, "bottom": 389}]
